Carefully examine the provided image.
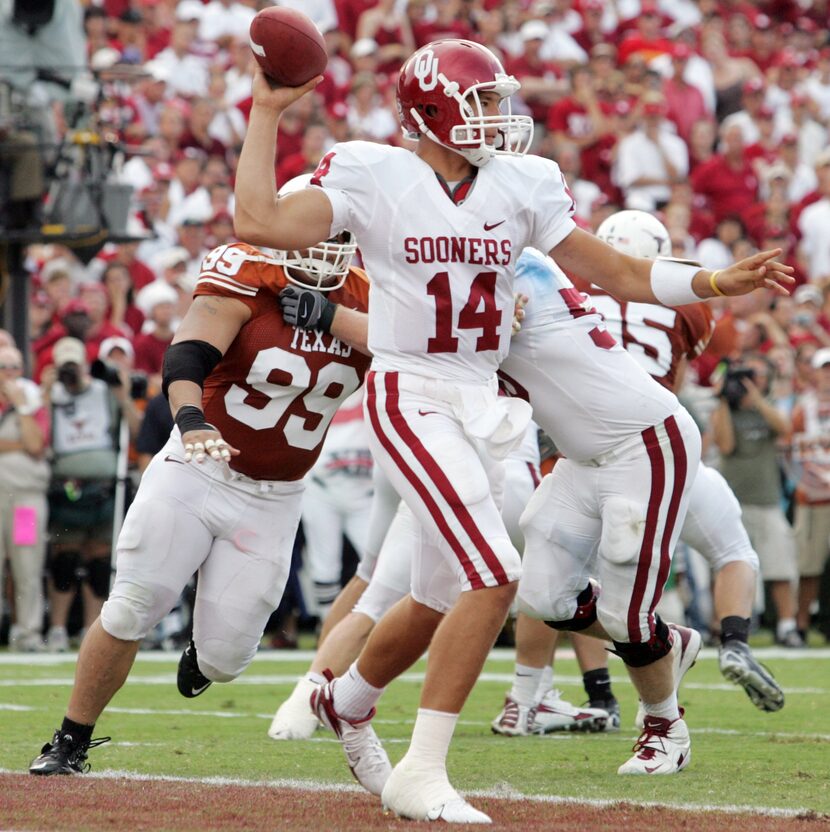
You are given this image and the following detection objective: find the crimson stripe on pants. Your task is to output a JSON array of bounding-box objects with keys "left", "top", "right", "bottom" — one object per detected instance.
[
  {"left": 383, "top": 372, "right": 509, "bottom": 586},
  {"left": 384, "top": 373, "right": 509, "bottom": 585},
  {"left": 648, "top": 415, "right": 688, "bottom": 621},
  {"left": 627, "top": 424, "right": 666, "bottom": 643},
  {"left": 364, "top": 371, "right": 485, "bottom": 590}
]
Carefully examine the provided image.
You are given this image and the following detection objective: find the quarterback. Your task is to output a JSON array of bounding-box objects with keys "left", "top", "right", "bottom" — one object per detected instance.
[
  {"left": 233, "top": 38, "right": 792, "bottom": 823},
  {"left": 30, "top": 203, "right": 371, "bottom": 776}
]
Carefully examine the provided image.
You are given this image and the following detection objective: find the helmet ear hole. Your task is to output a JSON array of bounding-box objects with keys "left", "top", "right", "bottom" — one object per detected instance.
[{"left": 424, "top": 104, "right": 439, "bottom": 119}]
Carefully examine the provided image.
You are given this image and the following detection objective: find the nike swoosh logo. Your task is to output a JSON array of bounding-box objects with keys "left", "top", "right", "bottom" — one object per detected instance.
[
  {"left": 484, "top": 220, "right": 506, "bottom": 231},
  {"left": 191, "top": 681, "right": 211, "bottom": 696},
  {"left": 418, "top": 409, "right": 439, "bottom": 417},
  {"left": 164, "top": 455, "right": 184, "bottom": 464}
]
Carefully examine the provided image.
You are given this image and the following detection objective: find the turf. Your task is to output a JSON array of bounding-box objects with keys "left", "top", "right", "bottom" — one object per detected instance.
[{"left": 3, "top": 646, "right": 829, "bottom": 818}]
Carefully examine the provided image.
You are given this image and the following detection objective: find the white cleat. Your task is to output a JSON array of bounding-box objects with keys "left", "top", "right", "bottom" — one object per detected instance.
[
  {"left": 635, "top": 623, "right": 702, "bottom": 730},
  {"left": 382, "top": 760, "right": 491, "bottom": 824},
  {"left": 310, "top": 671, "right": 392, "bottom": 796},
  {"left": 268, "top": 677, "right": 322, "bottom": 740},
  {"left": 533, "top": 688, "right": 608, "bottom": 734},
  {"left": 618, "top": 711, "right": 690, "bottom": 775},
  {"left": 490, "top": 695, "right": 537, "bottom": 736}
]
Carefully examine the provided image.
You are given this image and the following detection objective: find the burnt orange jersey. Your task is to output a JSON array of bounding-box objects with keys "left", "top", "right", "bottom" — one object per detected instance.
[
  {"left": 571, "top": 277, "right": 714, "bottom": 392},
  {"left": 194, "top": 243, "right": 371, "bottom": 480}
]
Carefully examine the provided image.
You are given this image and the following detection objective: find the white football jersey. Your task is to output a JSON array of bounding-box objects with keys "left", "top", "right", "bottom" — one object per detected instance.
[
  {"left": 313, "top": 141, "right": 576, "bottom": 382},
  {"left": 499, "top": 249, "right": 679, "bottom": 462}
]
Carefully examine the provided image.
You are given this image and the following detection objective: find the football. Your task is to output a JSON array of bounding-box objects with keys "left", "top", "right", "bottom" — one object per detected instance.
[{"left": 249, "top": 7, "right": 328, "bottom": 87}]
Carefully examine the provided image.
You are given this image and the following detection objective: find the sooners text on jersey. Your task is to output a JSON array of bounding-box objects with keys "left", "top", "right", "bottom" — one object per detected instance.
[{"left": 194, "top": 243, "right": 371, "bottom": 480}]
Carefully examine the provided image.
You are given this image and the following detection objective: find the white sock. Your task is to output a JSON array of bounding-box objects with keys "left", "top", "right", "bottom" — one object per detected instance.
[
  {"left": 510, "top": 663, "right": 542, "bottom": 707},
  {"left": 776, "top": 618, "right": 797, "bottom": 639},
  {"left": 305, "top": 671, "right": 326, "bottom": 686},
  {"left": 642, "top": 693, "right": 680, "bottom": 722},
  {"left": 331, "top": 661, "right": 384, "bottom": 721},
  {"left": 403, "top": 708, "right": 458, "bottom": 769},
  {"left": 535, "top": 665, "right": 554, "bottom": 703}
]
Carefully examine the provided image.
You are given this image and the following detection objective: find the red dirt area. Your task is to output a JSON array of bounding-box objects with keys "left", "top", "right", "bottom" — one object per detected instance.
[{"left": 2, "top": 774, "right": 827, "bottom": 832}]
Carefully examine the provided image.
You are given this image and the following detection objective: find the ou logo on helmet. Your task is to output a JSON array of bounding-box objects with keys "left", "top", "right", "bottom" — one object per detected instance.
[{"left": 413, "top": 49, "right": 439, "bottom": 91}]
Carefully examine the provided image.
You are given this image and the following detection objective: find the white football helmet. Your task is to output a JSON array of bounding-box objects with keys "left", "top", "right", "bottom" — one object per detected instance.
[
  {"left": 596, "top": 210, "right": 672, "bottom": 260},
  {"left": 274, "top": 174, "right": 357, "bottom": 291}
]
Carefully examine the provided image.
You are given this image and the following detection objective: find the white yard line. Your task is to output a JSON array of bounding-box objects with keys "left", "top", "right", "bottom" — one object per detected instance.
[
  {"left": 0, "top": 767, "right": 817, "bottom": 819},
  {"left": 1, "top": 672, "right": 826, "bottom": 696},
  {"left": 2, "top": 646, "right": 829, "bottom": 665},
  {"left": 5, "top": 702, "right": 829, "bottom": 743}
]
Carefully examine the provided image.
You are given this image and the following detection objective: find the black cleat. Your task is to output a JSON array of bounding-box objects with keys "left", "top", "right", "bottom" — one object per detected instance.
[
  {"left": 29, "top": 731, "right": 111, "bottom": 775},
  {"left": 177, "top": 640, "right": 212, "bottom": 698}
]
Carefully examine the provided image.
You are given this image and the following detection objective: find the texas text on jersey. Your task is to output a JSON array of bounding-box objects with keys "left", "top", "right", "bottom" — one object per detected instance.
[
  {"left": 570, "top": 274, "right": 714, "bottom": 392},
  {"left": 194, "top": 243, "right": 371, "bottom": 480}
]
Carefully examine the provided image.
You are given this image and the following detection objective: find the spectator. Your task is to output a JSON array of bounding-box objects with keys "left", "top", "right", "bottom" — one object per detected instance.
[
  {"left": 277, "top": 122, "right": 329, "bottom": 188},
  {"left": 779, "top": 133, "right": 818, "bottom": 204},
  {"left": 355, "top": 0, "right": 415, "bottom": 75},
  {"left": 506, "top": 21, "right": 564, "bottom": 124},
  {"left": 790, "top": 348, "right": 830, "bottom": 641},
  {"left": 101, "top": 262, "right": 144, "bottom": 338},
  {"left": 711, "top": 353, "right": 802, "bottom": 647},
  {"left": 346, "top": 72, "right": 398, "bottom": 144},
  {"left": 702, "top": 32, "right": 763, "bottom": 122},
  {"left": 77, "top": 283, "right": 131, "bottom": 360},
  {"left": 691, "top": 122, "right": 759, "bottom": 223},
  {"left": 198, "top": 0, "right": 255, "bottom": 47},
  {"left": 779, "top": 93, "right": 827, "bottom": 169},
  {"left": 153, "top": 19, "right": 209, "bottom": 98},
  {"left": 42, "top": 337, "right": 139, "bottom": 651},
  {"left": 802, "top": 47, "right": 830, "bottom": 122},
  {"left": 166, "top": 148, "right": 208, "bottom": 228},
  {"left": 547, "top": 65, "right": 617, "bottom": 198},
  {"left": 662, "top": 44, "right": 711, "bottom": 145},
  {"left": 179, "top": 97, "right": 227, "bottom": 159},
  {"left": 175, "top": 216, "right": 210, "bottom": 277},
  {"left": 614, "top": 94, "right": 688, "bottom": 211},
  {"left": 133, "top": 281, "right": 179, "bottom": 384},
  {"left": 0, "top": 345, "right": 50, "bottom": 652},
  {"left": 797, "top": 149, "right": 830, "bottom": 283},
  {"left": 134, "top": 391, "right": 174, "bottom": 473}
]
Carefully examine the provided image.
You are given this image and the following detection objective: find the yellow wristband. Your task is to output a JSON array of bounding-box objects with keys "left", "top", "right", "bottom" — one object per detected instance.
[{"left": 709, "top": 270, "right": 726, "bottom": 297}]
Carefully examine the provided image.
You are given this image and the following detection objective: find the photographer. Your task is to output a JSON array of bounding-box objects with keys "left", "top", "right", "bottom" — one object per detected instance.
[
  {"left": 42, "top": 337, "right": 138, "bottom": 651},
  {"left": 711, "top": 353, "right": 802, "bottom": 647}
]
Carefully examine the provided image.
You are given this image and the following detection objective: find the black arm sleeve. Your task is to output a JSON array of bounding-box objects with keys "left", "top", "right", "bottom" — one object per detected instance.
[{"left": 161, "top": 340, "right": 223, "bottom": 399}]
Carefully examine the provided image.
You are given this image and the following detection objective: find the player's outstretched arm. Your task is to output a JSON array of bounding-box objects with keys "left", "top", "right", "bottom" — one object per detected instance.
[
  {"left": 551, "top": 228, "right": 794, "bottom": 305},
  {"left": 163, "top": 296, "right": 251, "bottom": 463},
  {"left": 234, "top": 69, "right": 333, "bottom": 250}
]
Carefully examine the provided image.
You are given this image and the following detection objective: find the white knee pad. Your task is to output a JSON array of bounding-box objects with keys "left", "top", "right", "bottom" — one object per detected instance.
[
  {"left": 516, "top": 585, "right": 577, "bottom": 622},
  {"left": 100, "top": 583, "right": 176, "bottom": 641},
  {"left": 196, "top": 636, "right": 256, "bottom": 683},
  {"left": 352, "top": 578, "right": 407, "bottom": 623},
  {"left": 600, "top": 497, "right": 646, "bottom": 565}
]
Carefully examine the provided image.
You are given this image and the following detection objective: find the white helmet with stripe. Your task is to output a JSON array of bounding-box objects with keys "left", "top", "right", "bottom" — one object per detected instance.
[
  {"left": 274, "top": 174, "right": 357, "bottom": 292},
  {"left": 596, "top": 210, "right": 671, "bottom": 260}
]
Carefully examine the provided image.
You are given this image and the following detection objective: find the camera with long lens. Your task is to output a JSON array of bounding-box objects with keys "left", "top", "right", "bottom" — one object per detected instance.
[
  {"left": 721, "top": 367, "right": 755, "bottom": 410},
  {"left": 90, "top": 359, "right": 148, "bottom": 400}
]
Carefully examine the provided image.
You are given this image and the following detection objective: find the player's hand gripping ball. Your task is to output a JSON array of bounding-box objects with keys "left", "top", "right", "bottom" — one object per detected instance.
[{"left": 249, "top": 7, "right": 328, "bottom": 87}]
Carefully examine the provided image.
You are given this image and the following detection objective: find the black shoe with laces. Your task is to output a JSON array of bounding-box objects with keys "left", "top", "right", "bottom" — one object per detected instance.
[
  {"left": 29, "top": 730, "right": 111, "bottom": 775},
  {"left": 177, "top": 640, "right": 212, "bottom": 698}
]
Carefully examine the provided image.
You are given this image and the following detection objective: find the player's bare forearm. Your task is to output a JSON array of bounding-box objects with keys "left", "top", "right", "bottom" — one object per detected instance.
[
  {"left": 331, "top": 306, "right": 371, "bottom": 355},
  {"left": 234, "top": 74, "right": 332, "bottom": 249},
  {"left": 167, "top": 380, "right": 205, "bottom": 419}
]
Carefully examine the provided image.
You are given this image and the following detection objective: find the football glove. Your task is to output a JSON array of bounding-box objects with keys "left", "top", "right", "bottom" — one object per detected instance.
[{"left": 279, "top": 286, "right": 337, "bottom": 332}]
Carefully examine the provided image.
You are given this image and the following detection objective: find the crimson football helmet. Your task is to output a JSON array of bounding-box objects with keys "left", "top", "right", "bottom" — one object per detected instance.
[
  {"left": 272, "top": 174, "right": 357, "bottom": 291},
  {"left": 396, "top": 39, "right": 534, "bottom": 167}
]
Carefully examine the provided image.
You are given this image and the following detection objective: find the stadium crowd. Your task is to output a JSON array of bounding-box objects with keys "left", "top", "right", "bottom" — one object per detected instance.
[{"left": 2, "top": 0, "right": 830, "bottom": 654}]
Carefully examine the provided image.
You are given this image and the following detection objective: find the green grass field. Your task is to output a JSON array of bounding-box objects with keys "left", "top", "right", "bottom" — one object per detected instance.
[{"left": 3, "top": 646, "right": 829, "bottom": 817}]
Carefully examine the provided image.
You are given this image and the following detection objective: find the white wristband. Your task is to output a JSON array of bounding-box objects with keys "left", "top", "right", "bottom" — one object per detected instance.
[{"left": 650, "top": 259, "right": 704, "bottom": 306}]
